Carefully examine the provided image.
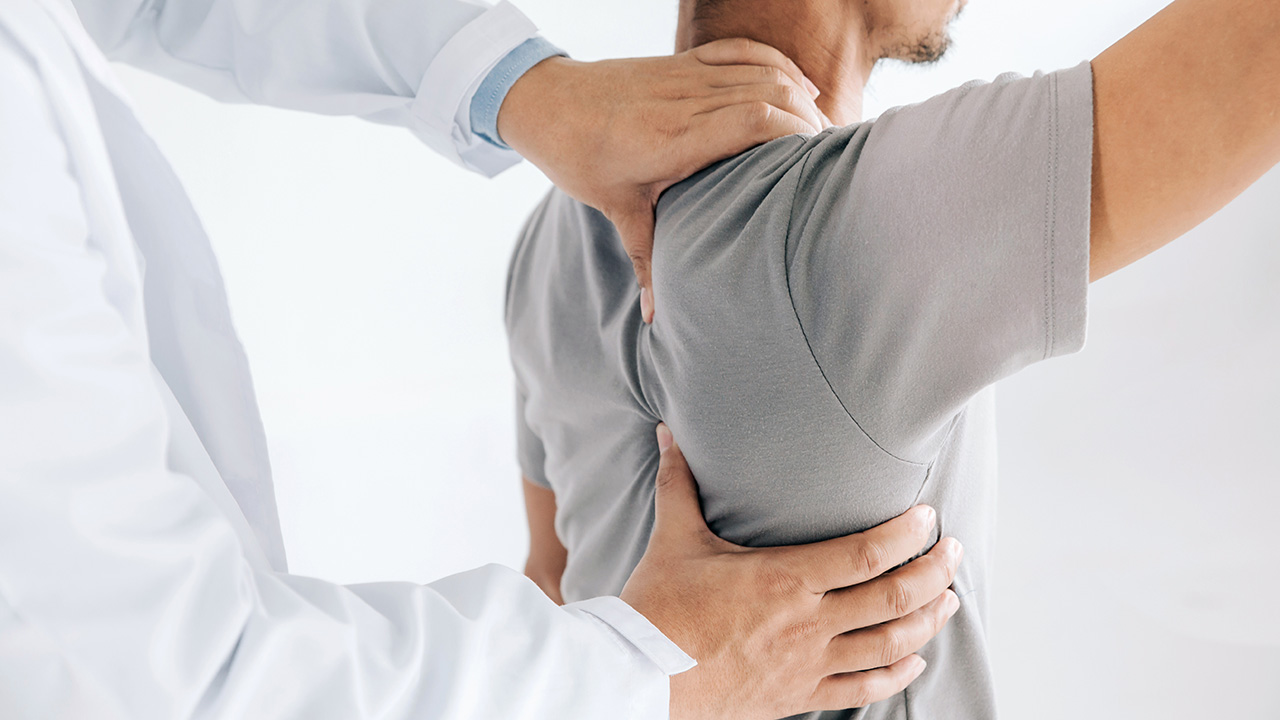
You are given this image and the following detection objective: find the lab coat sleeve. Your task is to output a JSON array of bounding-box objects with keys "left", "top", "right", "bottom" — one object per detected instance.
[
  {"left": 68, "top": 0, "right": 541, "bottom": 175},
  {"left": 0, "top": 35, "right": 689, "bottom": 720}
]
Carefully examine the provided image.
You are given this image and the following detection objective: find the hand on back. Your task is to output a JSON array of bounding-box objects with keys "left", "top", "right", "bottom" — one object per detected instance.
[{"left": 621, "top": 425, "right": 962, "bottom": 720}]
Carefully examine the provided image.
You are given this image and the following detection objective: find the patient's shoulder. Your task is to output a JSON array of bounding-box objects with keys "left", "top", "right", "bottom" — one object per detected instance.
[{"left": 506, "top": 188, "right": 629, "bottom": 327}]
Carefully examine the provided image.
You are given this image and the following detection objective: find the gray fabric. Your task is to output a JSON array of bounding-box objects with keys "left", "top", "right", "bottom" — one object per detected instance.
[{"left": 505, "top": 62, "right": 1094, "bottom": 719}]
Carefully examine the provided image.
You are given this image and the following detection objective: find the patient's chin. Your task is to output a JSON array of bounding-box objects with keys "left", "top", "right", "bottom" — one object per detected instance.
[{"left": 883, "top": 29, "right": 953, "bottom": 65}]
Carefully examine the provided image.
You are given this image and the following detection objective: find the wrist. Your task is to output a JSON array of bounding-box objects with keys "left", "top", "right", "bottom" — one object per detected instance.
[
  {"left": 496, "top": 56, "right": 583, "bottom": 158},
  {"left": 620, "top": 580, "right": 705, "bottom": 665},
  {"left": 470, "top": 38, "right": 567, "bottom": 149}
]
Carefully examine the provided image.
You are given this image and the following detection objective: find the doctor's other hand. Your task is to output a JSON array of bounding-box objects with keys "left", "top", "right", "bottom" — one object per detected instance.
[
  {"left": 622, "top": 425, "right": 963, "bottom": 720},
  {"left": 497, "top": 39, "right": 829, "bottom": 323}
]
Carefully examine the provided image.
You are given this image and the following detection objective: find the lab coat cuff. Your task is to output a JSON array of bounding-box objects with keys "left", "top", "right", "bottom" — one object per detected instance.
[
  {"left": 410, "top": 1, "right": 541, "bottom": 177},
  {"left": 565, "top": 596, "right": 698, "bottom": 676}
]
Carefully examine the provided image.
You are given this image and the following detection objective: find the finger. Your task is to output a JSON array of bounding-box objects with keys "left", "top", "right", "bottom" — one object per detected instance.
[
  {"left": 825, "top": 589, "right": 959, "bottom": 674},
  {"left": 774, "top": 505, "right": 937, "bottom": 592},
  {"left": 690, "top": 37, "right": 820, "bottom": 98},
  {"left": 685, "top": 102, "right": 819, "bottom": 169},
  {"left": 650, "top": 424, "right": 714, "bottom": 545},
  {"left": 809, "top": 655, "right": 928, "bottom": 712},
  {"left": 698, "top": 63, "right": 816, "bottom": 93},
  {"left": 608, "top": 201, "right": 658, "bottom": 323},
  {"left": 700, "top": 84, "right": 826, "bottom": 136},
  {"left": 818, "top": 105, "right": 834, "bottom": 130},
  {"left": 820, "top": 536, "right": 964, "bottom": 632}
]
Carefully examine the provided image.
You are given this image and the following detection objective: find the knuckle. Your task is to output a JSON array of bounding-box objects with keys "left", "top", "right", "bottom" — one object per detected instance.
[
  {"left": 947, "top": 543, "right": 964, "bottom": 575},
  {"left": 663, "top": 116, "right": 690, "bottom": 142},
  {"left": 933, "top": 601, "right": 954, "bottom": 631},
  {"left": 846, "top": 680, "right": 874, "bottom": 709},
  {"left": 755, "top": 558, "right": 805, "bottom": 598},
  {"left": 728, "top": 37, "right": 755, "bottom": 56},
  {"left": 885, "top": 578, "right": 915, "bottom": 617},
  {"left": 853, "top": 539, "right": 888, "bottom": 578},
  {"left": 935, "top": 548, "right": 960, "bottom": 584},
  {"left": 781, "top": 84, "right": 803, "bottom": 109},
  {"left": 781, "top": 617, "right": 823, "bottom": 645},
  {"left": 879, "top": 627, "right": 909, "bottom": 666},
  {"left": 628, "top": 250, "right": 650, "bottom": 270},
  {"left": 743, "top": 101, "right": 775, "bottom": 133},
  {"left": 652, "top": 109, "right": 685, "bottom": 141},
  {"left": 935, "top": 590, "right": 959, "bottom": 626}
]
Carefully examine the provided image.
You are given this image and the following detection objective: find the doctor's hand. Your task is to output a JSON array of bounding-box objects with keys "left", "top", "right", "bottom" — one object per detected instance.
[
  {"left": 621, "top": 425, "right": 963, "bottom": 720},
  {"left": 497, "top": 39, "right": 829, "bottom": 323}
]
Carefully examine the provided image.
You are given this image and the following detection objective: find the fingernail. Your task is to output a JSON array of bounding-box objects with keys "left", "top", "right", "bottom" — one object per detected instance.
[
  {"left": 803, "top": 75, "right": 821, "bottom": 99},
  {"left": 913, "top": 656, "right": 928, "bottom": 677},
  {"left": 656, "top": 423, "right": 674, "bottom": 452},
  {"left": 946, "top": 589, "right": 960, "bottom": 614},
  {"left": 640, "top": 287, "right": 654, "bottom": 324},
  {"left": 948, "top": 539, "right": 964, "bottom": 562},
  {"left": 920, "top": 505, "right": 937, "bottom": 529}
]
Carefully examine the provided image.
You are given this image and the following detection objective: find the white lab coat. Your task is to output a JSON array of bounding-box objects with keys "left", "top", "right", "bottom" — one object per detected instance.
[{"left": 0, "top": 0, "right": 693, "bottom": 717}]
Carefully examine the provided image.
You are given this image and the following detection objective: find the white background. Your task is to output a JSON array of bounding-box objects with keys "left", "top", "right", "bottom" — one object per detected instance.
[{"left": 115, "top": 0, "right": 1280, "bottom": 717}]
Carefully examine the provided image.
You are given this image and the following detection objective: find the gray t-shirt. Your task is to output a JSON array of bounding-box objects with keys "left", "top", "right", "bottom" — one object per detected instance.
[{"left": 506, "top": 62, "right": 1094, "bottom": 720}]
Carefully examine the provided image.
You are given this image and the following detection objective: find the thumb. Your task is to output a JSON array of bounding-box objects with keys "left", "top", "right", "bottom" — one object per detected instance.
[
  {"left": 651, "top": 423, "right": 714, "bottom": 546},
  {"left": 611, "top": 200, "right": 657, "bottom": 324}
]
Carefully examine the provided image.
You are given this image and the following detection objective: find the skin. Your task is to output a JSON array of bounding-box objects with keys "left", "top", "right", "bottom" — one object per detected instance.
[
  {"left": 497, "top": 40, "right": 831, "bottom": 322},
  {"left": 524, "top": 0, "right": 1280, "bottom": 716},
  {"left": 679, "top": 0, "right": 963, "bottom": 125},
  {"left": 1089, "top": 0, "right": 1280, "bottom": 280},
  {"left": 522, "top": 479, "right": 566, "bottom": 605},
  {"left": 631, "top": 427, "right": 961, "bottom": 720}
]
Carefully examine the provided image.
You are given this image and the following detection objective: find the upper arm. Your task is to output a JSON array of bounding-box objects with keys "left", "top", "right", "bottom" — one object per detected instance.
[
  {"left": 787, "top": 67, "right": 1094, "bottom": 459},
  {"left": 72, "top": 0, "right": 479, "bottom": 95},
  {"left": 1089, "top": 0, "right": 1280, "bottom": 280},
  {"left": 69, "top": 0, "right": 528, "bottom": 173}
]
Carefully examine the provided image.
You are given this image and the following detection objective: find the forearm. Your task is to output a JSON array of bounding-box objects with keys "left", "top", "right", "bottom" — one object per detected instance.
[
  {"left": 1090, "top": 0, "right": 1280, "bottom": 280},
  {"left": 71, "top": 0, "right": 537, "bottom": 173},
  {"left": 525, "top": 558, "right": 567, "bottom": 605},
  {"left": 523, "top": 477, "right": 568, "bottom": 604}
]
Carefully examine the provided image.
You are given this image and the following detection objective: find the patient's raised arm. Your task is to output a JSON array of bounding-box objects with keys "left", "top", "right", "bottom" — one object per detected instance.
[{"left": 1090, "top": 0, "right": 1280, "bottom": 280}]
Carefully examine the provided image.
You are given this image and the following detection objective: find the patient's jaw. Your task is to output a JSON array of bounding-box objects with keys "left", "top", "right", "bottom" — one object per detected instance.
[
  {"left": 870, "top": 0, "right": 966, "bottom": 64},
  {"left": 677, "top": 0, "right": 964, "bottom": 124}
]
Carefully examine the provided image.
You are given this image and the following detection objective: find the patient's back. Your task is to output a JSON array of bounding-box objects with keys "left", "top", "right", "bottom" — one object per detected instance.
[{"left": 505, "top": 63, "right": 1094, "bottom": 719}]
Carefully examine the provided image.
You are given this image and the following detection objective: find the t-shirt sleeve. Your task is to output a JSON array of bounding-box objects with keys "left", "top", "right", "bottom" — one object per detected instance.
[
  {"left": 515, "top": 381, "right": 552, "bottom": 488},
  {"left": 787, "top": 61, "right": 1094, "bottom": 462}
]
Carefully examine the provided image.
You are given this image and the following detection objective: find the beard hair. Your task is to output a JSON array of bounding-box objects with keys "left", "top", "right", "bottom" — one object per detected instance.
[{"left": 881, "top": 27, "right": 953, "bottom": 65}]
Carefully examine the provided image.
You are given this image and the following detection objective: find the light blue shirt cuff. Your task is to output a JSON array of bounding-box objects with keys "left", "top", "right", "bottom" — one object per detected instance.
[{"left": 469, "top": 37, "right": 566, "bottom": 150}]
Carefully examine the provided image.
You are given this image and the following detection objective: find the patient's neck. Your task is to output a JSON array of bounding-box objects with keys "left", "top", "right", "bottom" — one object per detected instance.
[{"left": 676, "top": 0, "right": 875, "bottom": 126}]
